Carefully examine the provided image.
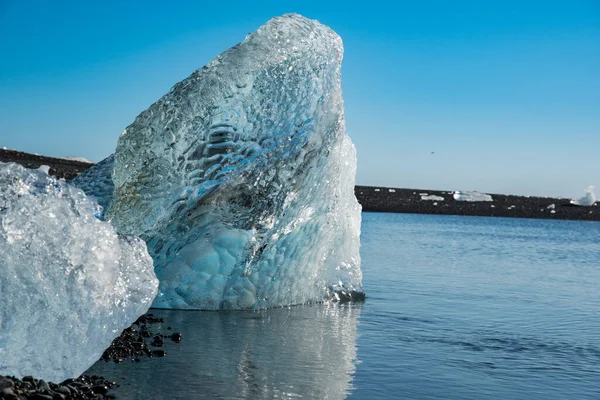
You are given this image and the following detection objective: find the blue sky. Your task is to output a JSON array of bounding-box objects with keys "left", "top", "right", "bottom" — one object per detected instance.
[{"left": 1, "top": 0, "right": 598, "bottom": 197}]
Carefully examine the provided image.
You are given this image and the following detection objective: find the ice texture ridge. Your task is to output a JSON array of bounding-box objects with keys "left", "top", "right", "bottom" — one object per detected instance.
[
  {"left": 0, "top": 163, "right": 158, "bottom": 382},
  {"left": 75, "top": 13, "right": 363, "bottom": 309}
]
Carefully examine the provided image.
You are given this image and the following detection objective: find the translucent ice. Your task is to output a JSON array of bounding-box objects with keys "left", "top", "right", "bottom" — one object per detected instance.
[
  {"left": 453, "top": 191, "right": 493, "bottom": 202},
  {"left": 74, "top": 14, "right": 363, "bottom": 310},
  {"left": 71, "top": 154, "right": 115, "bottom": 217},
  {"left": 0, "top": 163, "right": 158, "bottom": 382},
  {"left": 570, "top": 185, "right": 596, "bottom": 206}
]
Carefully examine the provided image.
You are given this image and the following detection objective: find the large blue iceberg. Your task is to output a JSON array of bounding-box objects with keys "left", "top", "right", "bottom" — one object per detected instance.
[
  {"left": 0, "top": 163, "right": 158, "bottom": 382},
  {"left": 73, "top": 13, "right": 363, "bottom": 310}
]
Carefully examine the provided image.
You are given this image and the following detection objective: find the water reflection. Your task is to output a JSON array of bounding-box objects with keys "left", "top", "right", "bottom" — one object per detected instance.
[{"left": 87, "top": 303, "right": 361, "bottom": 399}]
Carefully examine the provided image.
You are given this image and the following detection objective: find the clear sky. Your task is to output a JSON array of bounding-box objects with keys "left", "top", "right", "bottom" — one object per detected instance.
[{"left": 1, "top": 0, "right": 598, "bottom": 198}]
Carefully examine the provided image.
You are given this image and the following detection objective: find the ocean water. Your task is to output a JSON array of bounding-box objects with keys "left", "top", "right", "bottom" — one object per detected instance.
[{"left": 87, "top": 212, "right": 600, "bottom": 399}]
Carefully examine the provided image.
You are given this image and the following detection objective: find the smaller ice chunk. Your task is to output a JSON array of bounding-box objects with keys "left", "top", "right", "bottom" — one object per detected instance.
[
  {"left": 570, "top": 185, "right": 596, "bottom": 206},
  {"left": 547, "top": 203, "right": 555, "bottom": 210},
  {"left": 0, "top": 162, "right": 158, "bottom": 382},
  {"left": 421, "top": 195, "right": 444, "bottom": 201},
  {"left": 453, "top": 191, "right": 493, "bottom": 202}
]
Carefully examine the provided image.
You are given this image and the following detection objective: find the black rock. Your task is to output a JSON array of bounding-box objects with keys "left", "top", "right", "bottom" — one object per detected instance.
[
  {"left": 91, "top": 385, "right": 109, "bottom": 395},
  {"left": 54, "top": 386, "right": 70, "bottom": 396},
  {"left": 29, "top": 393, "right": 53, "bottom": 400},
  {"left": 170, "top": 333, "right": 182, "bottom": 342},
  {"left": 0, "top": 378, "right": 14, "bottom": 390},
  {"left": 37, "top": 379, "right": 50, "bottom": 392},
  {"left": 0, "top": 387, "right": 17, "bottom": 400}
]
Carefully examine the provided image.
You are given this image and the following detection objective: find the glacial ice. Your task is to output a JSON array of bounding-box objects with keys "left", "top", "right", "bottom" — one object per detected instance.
[
  {"left": 570, "top": 185, "right": 596, "bottom": 206},
  {"left": 453, "top": 191, "right": 493, "bottom": 202},
  {"left": 0, "top": 162, "right": 158, "bottom": 382},
  {"left": 71, "top": 154, "right": 115, "bottom": 217},
  {"left": 73, "top": 14, "right": 363, "bottom": 310},
  {"left": 421, "top": 194, "right": 444, "bottom": 201}
]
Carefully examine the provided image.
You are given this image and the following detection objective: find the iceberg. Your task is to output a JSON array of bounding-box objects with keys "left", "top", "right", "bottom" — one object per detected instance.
[
  {"left": 0, "top": 162, "right": 158, "bottom": 382},
  {"left": 570, "top": 185, "right": 596, "bottom": 206},
  {"left": 74, "top": 14, "right": 363, "bottom": 310},
  {"left": 453, "top": 191, "right": 493, "bottom": 202}
]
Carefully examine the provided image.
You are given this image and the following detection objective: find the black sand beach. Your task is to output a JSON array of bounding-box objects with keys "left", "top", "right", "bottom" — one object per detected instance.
[
  {"left": 0, "top": 149, "right": 94, "bottom": 181},
  {"left": 355, "top": 186, "right": 599, "bottom": 222},
  {"left": 2, "top": 149, "right": 597, "bottom": 221}
]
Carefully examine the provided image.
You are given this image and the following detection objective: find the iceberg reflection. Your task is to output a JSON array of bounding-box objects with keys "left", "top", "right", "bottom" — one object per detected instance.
[{"left": 87, "top": 303, "right": 361, "bottom": 399}]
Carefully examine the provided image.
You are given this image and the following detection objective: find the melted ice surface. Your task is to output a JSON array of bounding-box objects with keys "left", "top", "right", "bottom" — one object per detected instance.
[
  {"left": 0, "top": 162, "right": 158, "bottom": 382},
  {"left": 75, "top": 14, "right": 363, "bottom": 310}
]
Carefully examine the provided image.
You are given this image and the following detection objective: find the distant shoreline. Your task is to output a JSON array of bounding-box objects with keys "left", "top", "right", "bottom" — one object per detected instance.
[
  {"left": 0, "top": 148, "right": 94, "bottom": 181},
  {"left": 355, "top": 186, "right": 598, "bottom": 222},
  {"left": 2, "top": 148, "right": 597, "bottom": 222}
]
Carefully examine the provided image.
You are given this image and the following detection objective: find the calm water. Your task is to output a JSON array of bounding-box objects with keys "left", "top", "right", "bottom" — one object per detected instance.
[{"left": 88, "top": 212, "right": 600, "bottom": 399}]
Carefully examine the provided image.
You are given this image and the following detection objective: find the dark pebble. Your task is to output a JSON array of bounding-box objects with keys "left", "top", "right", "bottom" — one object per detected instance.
[
  {"left": 91, "top": 384, "right": 109, "bottom": 395},
  {"left": 131, "top": 342, "right": 144, "bottom": 351},
  {"left": 99, "top": 312, "right": 181, "bottom": 363},
  {"left": 54, "top": 386, "right": 70, "bottom": 396},
  {"left": 152, "top": 350, "right": 166, "bottom": 357},
  {"left": 170, "top": 333, "right": 182, "bottom": 342},
  {"left": 0, "top": 388, "right": 17, "bottom": 400},
  {"left": 0, "top": 374, "right": 117, "bottom": 399},
  {"left": 38, "top": 379, "right": 50, "bottom": 392},
  {"left": 29, "top": 393, "right": 53, "bottom": 400},
  {"left": 0, "top": 378, "right": 14, "bottom": 390}
]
